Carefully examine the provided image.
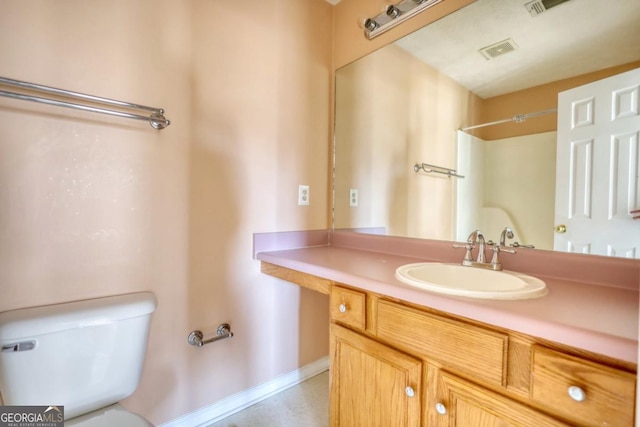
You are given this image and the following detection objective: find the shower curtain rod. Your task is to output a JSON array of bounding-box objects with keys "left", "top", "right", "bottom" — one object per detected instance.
[
  {"left": 0, "top": 76, "right": 170, "bottom": 129},
  {"left": 459, "top": 108, "right": 557, "bottom": 131}
]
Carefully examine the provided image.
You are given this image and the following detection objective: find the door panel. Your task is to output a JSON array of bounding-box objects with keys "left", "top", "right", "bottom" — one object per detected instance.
[{"left": 556, "top": 68, "right": 640, "bottom": 257}]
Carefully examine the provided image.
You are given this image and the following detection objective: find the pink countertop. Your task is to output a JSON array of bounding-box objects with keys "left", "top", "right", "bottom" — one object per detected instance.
[{"left": 255, "top": 230, "right": 639, "bottom": 364}]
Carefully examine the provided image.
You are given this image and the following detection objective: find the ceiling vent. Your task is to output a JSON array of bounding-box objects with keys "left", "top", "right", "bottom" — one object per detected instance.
[
  {"left": 524, "top": 0, "right": 572, "bottom": 17},
  {"left": 479, "top": 38, "right": 519, "bottom": 60}
]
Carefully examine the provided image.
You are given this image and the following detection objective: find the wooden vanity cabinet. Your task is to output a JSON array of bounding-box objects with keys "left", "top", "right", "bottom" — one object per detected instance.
[
  {"left": 327, "top": 283, "right": 636, "bottom": 427},
  {"left": 259, "top": 264, "right": 637, "bottom": 427}
]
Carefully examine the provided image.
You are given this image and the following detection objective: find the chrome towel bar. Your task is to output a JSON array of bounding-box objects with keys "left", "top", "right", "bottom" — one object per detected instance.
[
  {"left": 188, "top": 323, "right": 234, "bottom": 347},
  {"left": 414, "top": 163, "right": 464, "bottom": 179},
  {"left": 0, "top": 76, "right": 170, "bottom": 129}
]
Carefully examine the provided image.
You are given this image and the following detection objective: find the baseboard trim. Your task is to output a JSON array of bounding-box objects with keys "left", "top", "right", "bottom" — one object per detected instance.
[{"left": 159, "top": 356, "right": 330, "bottom": 427}]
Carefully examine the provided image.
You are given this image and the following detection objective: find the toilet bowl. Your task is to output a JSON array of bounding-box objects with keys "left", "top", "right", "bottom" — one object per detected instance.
[{"left": 0, "top": 292, "right": 157, "bottom": 426}]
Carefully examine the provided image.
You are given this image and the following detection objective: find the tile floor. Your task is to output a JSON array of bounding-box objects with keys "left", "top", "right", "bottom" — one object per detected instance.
[{"left": 207, "top": 371, "right": 329, "bottom": 427}]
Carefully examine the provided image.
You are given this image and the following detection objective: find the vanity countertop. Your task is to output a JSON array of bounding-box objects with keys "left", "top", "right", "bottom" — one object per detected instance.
[{"left": 255, "top": 231, "right": 639, "bottom": 364}]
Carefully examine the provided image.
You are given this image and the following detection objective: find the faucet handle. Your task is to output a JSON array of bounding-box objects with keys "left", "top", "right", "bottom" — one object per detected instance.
[
  {"left": 491, "top": 245, "right": 516, "bottom": 255},
  {"left": 511, "top": 241, "right": 535, "bottom": 249},
  {"left": 490, "top": 245, "right": 516, "bottom": 270},
  {"left": 453, "top": 243, "right": 474, "bottom": 263}
]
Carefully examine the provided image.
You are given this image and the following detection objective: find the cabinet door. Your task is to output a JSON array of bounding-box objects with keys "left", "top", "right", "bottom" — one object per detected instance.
[
  {"left": 330, "top": 324, "right": 422, "bottom": 427},
  {"left": 433, "top": 371, "right": 570, "bottom": 427}
]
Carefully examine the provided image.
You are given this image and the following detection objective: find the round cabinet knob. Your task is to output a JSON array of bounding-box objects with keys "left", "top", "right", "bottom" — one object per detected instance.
[
  {"left": 339, "top": 304, "right": 347, "bottom": 313},
  {"left": 568, "top": 385, "right": 586, "bottom": 402},
  {"left": 405, "top": 386, "right": 415, "bottom": 398},
  {"left": 435, "top": 402, "right": 447, "bottom": 415},
  {"left": 555, "top": 224, "right": 567, "bottom": 234}
]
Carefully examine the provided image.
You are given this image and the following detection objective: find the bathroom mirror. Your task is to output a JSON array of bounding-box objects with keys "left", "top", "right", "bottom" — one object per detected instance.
[{"left": 334, "top": 0, "right": 640, "bottom": 257}]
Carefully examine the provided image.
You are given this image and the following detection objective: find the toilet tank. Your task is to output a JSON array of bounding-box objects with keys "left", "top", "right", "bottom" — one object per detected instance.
[{"left": 0, "top": 292, "right": 157, "bottom": 420}]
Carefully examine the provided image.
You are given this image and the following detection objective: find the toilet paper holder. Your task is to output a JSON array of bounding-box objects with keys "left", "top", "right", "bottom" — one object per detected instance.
[{"left": 188, "top": 323, "right": 234, "bottom": 347}]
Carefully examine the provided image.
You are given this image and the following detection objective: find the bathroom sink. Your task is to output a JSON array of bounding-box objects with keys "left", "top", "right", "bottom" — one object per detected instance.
[{"left": 395, "top": 263, "right": 547, "bottom": 300}]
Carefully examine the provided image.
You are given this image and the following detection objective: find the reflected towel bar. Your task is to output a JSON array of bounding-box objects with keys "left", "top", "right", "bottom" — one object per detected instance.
[
  {"left": 188, "top": 323, "right": 234, "bottom": 347},
  {"left": 414, "top": 163, "right": 464, "bottom": 178},
  {"left": 0, "top": 76, "right": 170, "bottom": 129}
]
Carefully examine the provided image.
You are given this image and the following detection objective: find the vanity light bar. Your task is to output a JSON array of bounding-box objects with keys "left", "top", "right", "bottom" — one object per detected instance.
[{"left": 364, "top": 0, "right": 443, "bottom": 39}]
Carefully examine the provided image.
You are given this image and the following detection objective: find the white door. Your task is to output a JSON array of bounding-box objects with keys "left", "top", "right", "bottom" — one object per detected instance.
[{"left": 555, "top": 68, "right": 640, "bottom": 257}]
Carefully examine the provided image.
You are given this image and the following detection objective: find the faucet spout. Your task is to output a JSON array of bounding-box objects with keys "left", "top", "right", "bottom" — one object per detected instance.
[
  {"left": 466, "top": 230, "right": 486, "bottom": 264},
  {"left": 499, "top": 227, "right": 514, "bottom": 247},
  {"left": 475, "top": 231, "right": 486, "bottom": 263}
]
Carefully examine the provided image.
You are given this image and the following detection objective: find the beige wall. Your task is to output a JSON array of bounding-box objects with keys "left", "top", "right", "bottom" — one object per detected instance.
[
  {"left": 0, "top": 0, "right": 331, "bottom": 424},
  {"left": 334, "top": 45, "right": 412, "bottom": 235}
]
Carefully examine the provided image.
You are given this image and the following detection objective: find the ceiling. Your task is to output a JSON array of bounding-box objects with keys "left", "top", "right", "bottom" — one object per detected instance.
[{"left": 395, "top": 0, "right": 640, "bottom": 98}]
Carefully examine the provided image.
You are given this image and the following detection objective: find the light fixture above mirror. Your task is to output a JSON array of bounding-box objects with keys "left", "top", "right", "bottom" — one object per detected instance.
[{"left": 364, "top": 0, "right": 443, "bottom": 39}]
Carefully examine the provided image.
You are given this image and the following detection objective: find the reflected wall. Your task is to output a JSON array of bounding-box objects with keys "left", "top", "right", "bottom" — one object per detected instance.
[{"left": 334, "top": 44, "right": 481, "bottom": 239}]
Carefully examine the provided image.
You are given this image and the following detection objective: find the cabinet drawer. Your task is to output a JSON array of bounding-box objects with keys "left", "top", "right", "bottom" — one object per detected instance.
[
  {"left": 375, "top": 299, "right": 508, "bottom": 387},
  {"left": 531, "top": 346, "right": 636, "bottom": 427},
  {"left": 330, "top": 286, "right": 366, "bottom": 330}
]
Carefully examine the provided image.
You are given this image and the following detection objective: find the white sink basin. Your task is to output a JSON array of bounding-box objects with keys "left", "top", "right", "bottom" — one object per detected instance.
[{"left": 395, "top": 263, "right": 547, "bottom": 300}]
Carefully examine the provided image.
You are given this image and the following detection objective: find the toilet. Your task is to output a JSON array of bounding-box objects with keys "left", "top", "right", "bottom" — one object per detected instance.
[{"left": 0, "top": 292, "right": 157, "bottom": 426}]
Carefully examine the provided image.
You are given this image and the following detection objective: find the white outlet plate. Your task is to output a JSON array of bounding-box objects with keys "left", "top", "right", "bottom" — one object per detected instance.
[
  {"left": 298, "top": 185, "right": 310, "bottom": 206},
  {"left": 349, "top": 188, "right": 359, "bottom": 207}
]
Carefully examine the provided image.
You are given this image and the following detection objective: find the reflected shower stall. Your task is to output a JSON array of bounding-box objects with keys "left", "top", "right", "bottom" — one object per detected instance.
[{"left": 455, "top": 129, "right": 557, "bottom": 250}]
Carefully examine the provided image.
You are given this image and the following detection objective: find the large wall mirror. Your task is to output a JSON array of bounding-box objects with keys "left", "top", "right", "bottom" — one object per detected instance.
[{"left": 334, "top": 0, "right": 640, "bottom": 258}]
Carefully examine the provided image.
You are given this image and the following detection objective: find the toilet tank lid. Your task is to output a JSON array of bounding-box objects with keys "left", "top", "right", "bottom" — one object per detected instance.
[{"left": 0, "top": 292, "right": 157, "bottom": 341}]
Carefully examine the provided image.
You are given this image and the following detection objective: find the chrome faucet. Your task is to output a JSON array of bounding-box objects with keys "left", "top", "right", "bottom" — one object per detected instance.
[{"left": 453, "top": 228, "right": 516, "bottom": 271}]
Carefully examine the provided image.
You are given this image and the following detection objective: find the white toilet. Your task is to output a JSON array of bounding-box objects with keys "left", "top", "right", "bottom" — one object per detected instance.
[{"left": 0, "top": 292, "right": 157, "bottom": 426}]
